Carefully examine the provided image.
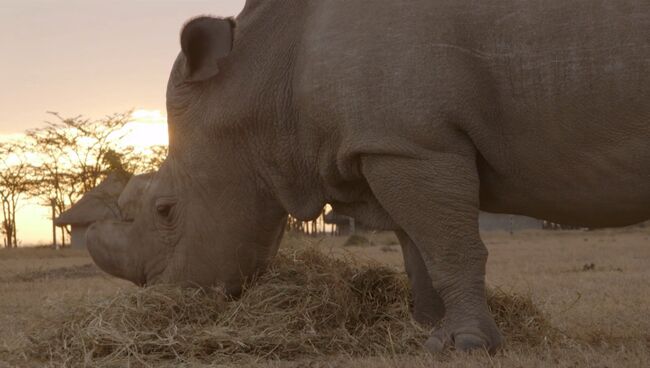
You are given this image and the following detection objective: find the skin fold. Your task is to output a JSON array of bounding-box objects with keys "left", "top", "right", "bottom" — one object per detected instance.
[{"left": 86, "top": 0, "right": 650, "bottom": 353}]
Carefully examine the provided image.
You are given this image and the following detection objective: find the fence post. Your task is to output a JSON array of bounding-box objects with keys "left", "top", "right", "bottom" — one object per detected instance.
[{"left": 51, "top": 199, "right": 59, "bottom": 250}]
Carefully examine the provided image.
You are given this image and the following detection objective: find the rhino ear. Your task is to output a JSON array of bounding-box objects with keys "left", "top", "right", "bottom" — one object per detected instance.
[{"left": 180, "top": 16, "right": 235, "bottom": 82}]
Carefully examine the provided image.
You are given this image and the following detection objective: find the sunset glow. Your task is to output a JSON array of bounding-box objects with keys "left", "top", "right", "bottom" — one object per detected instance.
[
  {"left": 1, "top": 0, "right": 245, "bottom": 246},
  {"left": 120, "top": 109, "right": 169, "bottom": 148},
  {"left": 1, "top": 109, "right": 170, "bottom": 246}
]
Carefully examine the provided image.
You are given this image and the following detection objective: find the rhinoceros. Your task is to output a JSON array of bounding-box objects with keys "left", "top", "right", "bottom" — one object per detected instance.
[{"left": 86, "top": 0, "right": 650, "bottom": 353}]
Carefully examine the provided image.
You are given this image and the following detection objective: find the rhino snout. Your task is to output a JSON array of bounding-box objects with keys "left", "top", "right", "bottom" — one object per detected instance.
[{"left": 86, "top": 221, "right": 145, "bottom": 286}]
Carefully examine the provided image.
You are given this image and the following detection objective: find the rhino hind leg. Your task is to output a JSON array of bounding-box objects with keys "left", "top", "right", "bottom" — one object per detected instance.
[
  {"left": 363, "top": 154, "right": 502, "bottom": 354},
  {"left": 396, "top": 230, "right": 445, "bottom": 326}
]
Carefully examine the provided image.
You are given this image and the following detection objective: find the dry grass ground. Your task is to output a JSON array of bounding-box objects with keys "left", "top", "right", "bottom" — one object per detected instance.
[{"left": 1, "top": 227, "right": 649, "bottom": 367}]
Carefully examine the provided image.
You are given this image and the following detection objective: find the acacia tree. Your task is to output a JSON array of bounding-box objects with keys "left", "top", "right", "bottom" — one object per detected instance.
[
  {"left": 0, "top": 142, "right": 33, "bottom": 248},
  {"left": 26, "top": 112, "right": 133, "bottom": 247},
  {"left": 121, "top": 144, "right": 168, "bottom": 175}
]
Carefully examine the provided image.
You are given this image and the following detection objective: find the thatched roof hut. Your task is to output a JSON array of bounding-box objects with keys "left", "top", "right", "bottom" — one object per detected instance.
[{"left": 54, "top": 172, "right": 130, "bottom": 249}]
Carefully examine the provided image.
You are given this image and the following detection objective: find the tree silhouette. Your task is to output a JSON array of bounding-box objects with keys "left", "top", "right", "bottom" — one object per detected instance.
[
  {"left": 0, "top": 142, "right": 33, "bottom": 248},
  {"left": 25, "top": 112, "right": 133, "bottom": 246},
  {"left": 123, "top": 144, "right": 168, "bottom": 175}
]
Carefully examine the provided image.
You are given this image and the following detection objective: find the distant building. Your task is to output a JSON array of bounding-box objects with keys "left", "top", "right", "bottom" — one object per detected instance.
[
  {"left": 54, "top": 172, "right": 129, "bottom": 249},
  {"left": 479, "top": 212, "right": 545, "bottom": 232},
  {"left": 323, "top": 210, "right": 356, "bottom": 235},
  {"left": 324, "top": 209, "right": 545, "bottom": 235}
]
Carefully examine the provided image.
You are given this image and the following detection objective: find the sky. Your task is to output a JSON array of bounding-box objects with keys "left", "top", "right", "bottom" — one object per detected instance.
[{"left": 0, "top": 0, "right": 246, "bottom": 245}]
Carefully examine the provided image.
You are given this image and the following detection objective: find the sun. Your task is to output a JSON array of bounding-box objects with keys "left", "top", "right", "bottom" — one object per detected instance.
[{"left": 118, "top": 109, "right": 169, "bottom": 149}]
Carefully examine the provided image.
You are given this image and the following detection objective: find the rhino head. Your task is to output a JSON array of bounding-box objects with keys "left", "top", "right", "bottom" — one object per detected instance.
[{"left": 86, "top": 17, "right": 289, "bottom": 294}]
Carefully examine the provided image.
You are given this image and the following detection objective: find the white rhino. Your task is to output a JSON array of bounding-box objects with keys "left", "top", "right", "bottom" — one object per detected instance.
[{"left": 86, "top": 0, "right": 650, "bottom": 354}]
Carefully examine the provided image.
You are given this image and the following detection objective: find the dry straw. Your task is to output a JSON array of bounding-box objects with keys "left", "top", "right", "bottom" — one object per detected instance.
[{"left": 25, "top": 248, "right": 557, "bottom": 366}]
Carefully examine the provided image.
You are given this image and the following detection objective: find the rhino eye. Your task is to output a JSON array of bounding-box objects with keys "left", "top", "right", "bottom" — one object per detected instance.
[{"left": 156, "top": 203, "right": 173, "bottom": 218}]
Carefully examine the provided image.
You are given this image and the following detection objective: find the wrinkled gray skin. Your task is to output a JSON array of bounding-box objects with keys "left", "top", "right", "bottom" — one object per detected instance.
[
  {"left": 87, "top": 173, "right": 155, "bottom": 281},
  {"left": 87, "top": 0, "right": 650, "bottom": 353},
  {"left": 118, "top": 172, "right": 155, "bottom": 221}
]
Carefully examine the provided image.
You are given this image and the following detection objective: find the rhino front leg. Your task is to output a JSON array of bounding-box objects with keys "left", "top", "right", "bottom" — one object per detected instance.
[
  {"left": 363, "top": 154, "right": 502, "bottom": 353},
  {"left": 396, "top": 230, "right": 445, "bottom": 327}
]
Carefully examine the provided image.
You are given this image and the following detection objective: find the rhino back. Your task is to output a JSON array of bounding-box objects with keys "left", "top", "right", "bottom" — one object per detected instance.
[{"left": 291, "top": 0, "right": 649, "bottom": 226}]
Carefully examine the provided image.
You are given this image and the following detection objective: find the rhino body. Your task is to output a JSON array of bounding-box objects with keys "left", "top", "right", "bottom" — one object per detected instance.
[{"left": 87, "top": 0, "right": 650, "bottom": 353}]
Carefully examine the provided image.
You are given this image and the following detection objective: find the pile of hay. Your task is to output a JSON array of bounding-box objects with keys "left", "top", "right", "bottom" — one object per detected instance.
[{"left": 25, "top": 248, "right": 556, "bottom": 365}]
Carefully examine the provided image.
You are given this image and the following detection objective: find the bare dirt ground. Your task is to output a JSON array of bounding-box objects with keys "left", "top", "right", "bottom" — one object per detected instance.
[{"left": 1, "top": 227, "right": 649, "bottom": 367}]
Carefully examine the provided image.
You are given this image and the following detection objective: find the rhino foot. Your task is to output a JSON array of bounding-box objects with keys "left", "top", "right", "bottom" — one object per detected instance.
[{"left": 424, "top": 316, "right": 503, "bottom": 354}]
